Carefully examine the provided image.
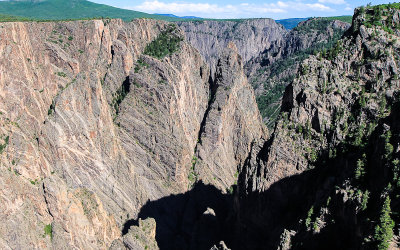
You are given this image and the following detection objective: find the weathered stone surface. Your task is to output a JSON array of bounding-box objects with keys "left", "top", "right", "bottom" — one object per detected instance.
[
  {"left": 122, "top": 218, "right": 158, "bottom": 250},
  {"left": 0, "top": 18, "right": 210, "bottom": 248},
  {"left": 178, "top": 19, "right": 286, "bottom": 76},
  {"left": 193, "top": 43, "right": 267, "bottom": 191},
  {"left": 0, "top": 17, "right": 267, "bottom": 249}
]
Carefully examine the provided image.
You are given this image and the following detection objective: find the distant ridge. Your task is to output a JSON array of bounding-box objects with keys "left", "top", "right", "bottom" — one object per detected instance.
[
  {"left": 155, "top": 14, "right": 202, "bottom": 19},
  {"left": 0, "top": 0, "right": 183, "bottom": 21},
  {"left": 276, "top": 18, "right": 309, "bottom": 29},
  {"left": 0, "top": 0, "right": 353, "bottom": 27}
]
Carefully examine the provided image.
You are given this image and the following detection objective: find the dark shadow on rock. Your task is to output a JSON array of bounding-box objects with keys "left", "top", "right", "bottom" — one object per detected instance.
[
  {"left": 123, "top": 181, "right": 235, "bottom": 250},
  {"left": 122, "top": 106, "right": 400, "bottom": 250},
  {"left": 122, "top": 157, "right": 364, "bottom": 250}
]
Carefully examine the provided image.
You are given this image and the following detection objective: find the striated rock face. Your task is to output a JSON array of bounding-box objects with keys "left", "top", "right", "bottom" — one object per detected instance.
[
  {"left": 193, "top": 43, "right": 267, "bottom": 191},
  {"left": 235, "top": 5, "right": 400, "bottom": 249},
  {"left": 0, "top": 17, "right": 266, "bottom": 249},
  {"left": 178, "top": 19, "right": 286, "bottom": 76}
]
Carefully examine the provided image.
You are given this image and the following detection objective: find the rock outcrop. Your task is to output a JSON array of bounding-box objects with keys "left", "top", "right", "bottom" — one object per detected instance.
[
  {"left": 0, "top": 17, "right": 266, "bottom": 249},
  {"left": 235, "top": 5, "right": 400, "bottom": 249},
  {"left": 246, "top": 18, "right": 351, "bottom": 127},
  {"left": 178, "top": 19, "right": 286, "bottom": 76},
  {"left": 193, "top": 43, "right": 267, "bottom": 191}
]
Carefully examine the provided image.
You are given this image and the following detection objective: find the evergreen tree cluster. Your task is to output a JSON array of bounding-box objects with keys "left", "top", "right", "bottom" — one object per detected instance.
[{"left": 144, "top": 24, "right": 184, "bottom": 59}]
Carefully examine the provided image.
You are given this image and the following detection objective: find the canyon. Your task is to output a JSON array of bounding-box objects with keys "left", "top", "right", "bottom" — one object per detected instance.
[{"left": 0, "top": 3, "right": 400, "bottom": 250}]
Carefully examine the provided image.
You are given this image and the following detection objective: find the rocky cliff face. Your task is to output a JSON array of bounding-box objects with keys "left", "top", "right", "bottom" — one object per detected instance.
[
  {"left": 0, "top": 17, "right": 266, "bottom": 249},
  {"left": 246, "top": 18, "right": 350, "bottom": 128},
  {"left": 2, "top": 4, "right": 400, "bottom": 250},
  {"left": 235, "top": 5, "right": 400, "bottom": 249},
  {"left": 193, "top": 43, "right": 267, "bottom": 191},
  {"left": 178, "top": 19, "right": 286, "bottom": 76}
]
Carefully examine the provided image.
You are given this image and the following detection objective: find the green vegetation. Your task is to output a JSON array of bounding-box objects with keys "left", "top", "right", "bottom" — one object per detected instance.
[
  {"left": 383, "top": 131, "right": 394, "bottom": 159},
  {"left": 256, "top": 81, "right": 287, "bottom": 128},
  {"left": 361, "top": 3, "right": 400, "bottom": 29},
  {"left": 30, "top": 179, "right": 39, "bottom": 185},
  {"left": 56, "top": 72, "right": 67, "bottom": 77},
  {"left": 355, "top": 154, "right": 366, "bottom": 180},
  {"left": 112, "top": 80, "right": 130, "bottom": 121},
  {"left": 0, "top": 13, "right": 35, "bottom": 22},
  {"left": 0, "top": 0, "right": 184, "bottom": 22},
  {"left": 294, "top": 18, "right": 333, "bottom": 34},
  {"left": 144, "top": 24, "right": 184, "bottom": 59},
  {"left": 44, "top": 224, "right": 53, "bottom": 239},
  {"left": 0, "top": 135, "right": 9, "bottom": 154},
  {"left": 322, "top": 40, "right": 344, "bottom": 61},
  {"left": 134, "top": 58, "right": 149, "bottom": 73},
  {"left": 322, "top": 15, "right": 353, "bottom": 24},
  {"left": 305, "top": 206, "right": 314, "bottom": 229},
  {"left": 188, "top": 156, "right": 198, "bottom": 188},
  {"left": 254, "top": 18, "right": 346, "bottom": 128},
  {"left": 374, "top": 196, "right": 394, "bottom": 250},
  {"left": 361, "top": 190, "right": 369, "bottom": 211}
]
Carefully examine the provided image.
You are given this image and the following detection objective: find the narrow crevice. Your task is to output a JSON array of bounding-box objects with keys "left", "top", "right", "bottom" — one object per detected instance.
[
  {"left": 112, "top": 76, "right": 131, "bottom": 123},
  {"left": 197, "top": 70, "right": 218, "bottom": 145},
  {"left": 42, "top": 183, "right": 54, "bottom": 219},
  {"left": 111, "top": 45, "right": 115, "bottom": 61}
]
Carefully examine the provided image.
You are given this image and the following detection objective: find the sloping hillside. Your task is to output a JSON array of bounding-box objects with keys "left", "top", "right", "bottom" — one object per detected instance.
[{"left": 0, "top": 0, "right": 180, "bottom": 21}]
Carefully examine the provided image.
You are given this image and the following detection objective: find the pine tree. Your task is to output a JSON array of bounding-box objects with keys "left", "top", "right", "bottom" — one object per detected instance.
[{"left": 375, "top": 196, "right": 395, "bottom": 250}]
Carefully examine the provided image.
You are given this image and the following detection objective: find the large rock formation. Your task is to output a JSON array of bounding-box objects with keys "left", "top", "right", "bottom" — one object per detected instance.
[
  {"left": 193, "top": 42, "right": 267, "bottom": 191},
  {"left": 2, "top": 3, "right": 400, "bottom": 250},
  {"left": 235, "top": 5, "right": 400, "bottom": 249},
  {"left": 178, "top": 19, "right": 286, "bottom": 76},
  {"left": 0, "top": 17, "right": 266, "bottom": 249},
  {"left": 246, "top": 18, "right": 351, "bottom": 127}
]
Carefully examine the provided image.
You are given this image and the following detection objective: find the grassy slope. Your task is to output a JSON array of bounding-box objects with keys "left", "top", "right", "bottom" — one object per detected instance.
[
  {"left": 0, "top": 0, "right": 182, "bottom": 21},
  {"left": 322, "top": 15, "right": 352, "bottom": 23}
]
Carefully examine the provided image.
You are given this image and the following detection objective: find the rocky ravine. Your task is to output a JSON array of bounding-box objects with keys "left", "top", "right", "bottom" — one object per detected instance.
[
  {"left": 235, "top": 5, "right": 400, "bottom": 249},
  {"left": 246, "top": 18, "right": 351, "bottom": 128},
  {"left": 178, "top": 19, "right": 286, "bottom": 77},
  {"left": 0, "top": 18, "right": 266, "bottom": 249}
]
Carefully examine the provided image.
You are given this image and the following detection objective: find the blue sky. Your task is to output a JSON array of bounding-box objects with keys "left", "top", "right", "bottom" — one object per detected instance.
[{"left": 91, "top": 0, "right": 395, "bottom": 19}]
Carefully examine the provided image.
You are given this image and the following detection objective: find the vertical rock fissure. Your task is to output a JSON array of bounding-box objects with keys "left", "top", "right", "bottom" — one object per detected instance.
[
  {"left": 112, "top": 76, "right": 130, "bottom": 121},
  {"left": 197, "top": 71, "right": 218, "bottom": 145}
]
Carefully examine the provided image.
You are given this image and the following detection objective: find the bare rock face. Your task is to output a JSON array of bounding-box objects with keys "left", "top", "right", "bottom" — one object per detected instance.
[
  {"left": 193, "top": 43, "right": 267, "bottom": 191},
  {"left": 178, "top": 19, "right": 286, "bottom": 76},
  {"left": 0, "top": 17, "right": 267, "bottom": 249},
  {"left": 111, "top": 218, "right": 159, "bottom": 250},
  {"left": 0, "top": 19, "right": 209, "bottom": 249}
]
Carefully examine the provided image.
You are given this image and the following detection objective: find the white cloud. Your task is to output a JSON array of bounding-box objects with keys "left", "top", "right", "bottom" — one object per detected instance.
[
  {"left": 128, "top": 1, "right": 334, "bottom": 19},
  {"left": 318, "top": 0, "right": 347, "bottom": 5}
]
